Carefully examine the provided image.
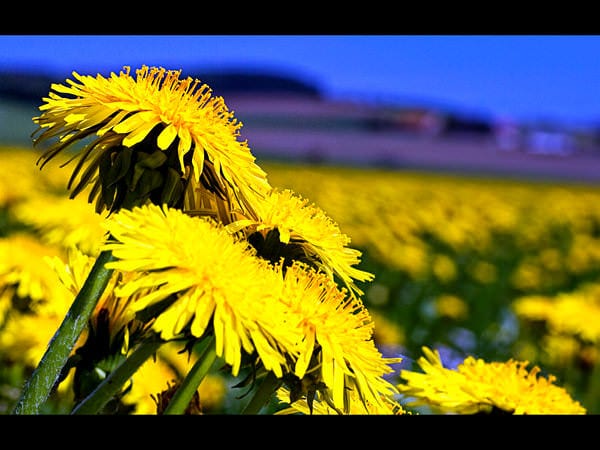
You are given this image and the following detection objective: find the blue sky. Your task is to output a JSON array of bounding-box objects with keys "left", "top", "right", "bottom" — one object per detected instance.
[{"left": 2, "top": 35, "right": 600, "bottom": 126}]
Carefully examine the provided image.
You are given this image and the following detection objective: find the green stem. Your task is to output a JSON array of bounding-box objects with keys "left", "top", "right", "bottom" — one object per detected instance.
[
  {"left": 241, "top": 370, "right": 281, "bottom": 415},
  {"left": 71, "top": 338, "right": 164, "bottom": 415},
  {"left": 12, "top": 249, "right": 116, "bottom": 415},
  {"left": 162, "top": 335, "right": 217, "bottom": 415}
]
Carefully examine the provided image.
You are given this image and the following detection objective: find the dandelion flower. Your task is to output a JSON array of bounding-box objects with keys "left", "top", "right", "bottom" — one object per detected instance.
[
  {"left": 0, "top": 233, "right": 69, "bottom": 314},
  {"left": 12, "top": 193, "right": 107, "bottom": 255},
  {"left": 0, "top": 250, "right": 79, "bottom": 368},
  {"left": 33, "top": 65, "right": 271, "bottom": 214},
  {"left": 278, "top": 261, "right": 399, "bottom": 414},
  {"left": 397, "top": 346, "right": 586, "bottom": 414},
  {"left": 101, "top": 203, "right": 298, "bottom": 378},
  {"left": 0, "top": 303, "right": 77, "bottom": 368},
  {"left": 0, "top": 148, "right": 40, "bottom": 207},
  {"left": 227, "top": 188, "right": 373, "bottom": 298},
  {"left": 513, "top": 285, "right": 600, "bottom": 345}
]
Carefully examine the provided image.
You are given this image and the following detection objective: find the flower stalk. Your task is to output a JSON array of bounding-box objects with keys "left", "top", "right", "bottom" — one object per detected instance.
[
  {"left": 70, "top": 337, "right": 164, "bottom": 414},
  {"left": 162, "top": 335, "right": 217, "bottom": 415},
  {"left": 241, "top": 371, "right": 281, "bottom": 415},
  {"left": 13, "top": 249, "right": 116, "bottom": 414}
]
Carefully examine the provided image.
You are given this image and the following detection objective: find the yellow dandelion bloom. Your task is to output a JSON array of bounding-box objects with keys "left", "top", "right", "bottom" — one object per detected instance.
[
  {"left": 431, "top": 254, "right": 457, "bottom": 284},
  {"left": 101, "top": 203, "right": 298, "bottom": 378},
  {"left": 275, "top": 385, "right": 407, "bottom": 415},
  {"left": 469, "top": 260, "right": 497, "bottom": 284},
  {"left": 227, "top": 188, "right": 374, "bottom": 298},
  {"left": 0, "top": 233, "right": 69, "bottom": 312},
  {"left": 0, "top": 251, "right": 80, "bottom": 368},
  {"left": 370, "top": 309, "right": 405, "bottom": 347},
  {"left": 397, "top": 346, "right": 586, "bottom": 414},
  {"left": 278, "top": 261, "right": 399, "bottom": 414},
  {"left": 47, "top": 247, "right": 142, "bottom": 343},
  {"left": 33, "top": 65, "right": 271, "bottom": 214},
  {"left": 0, "top": 304, "right": 81, "bottom": 368},
  {"left": 435, "top": 294, "right": 469, "bottom": 320},
  {"left": 0, "top": 148, "right": 40, "bottom": 207},
  {"left": 12, "top": 193, "right": 107, "bottom": 255},
  {"left": 513, "top": 285, "right": 600, "bottom": 344},
  {"left": 46, "top": 247, "right": 159, "bottom": 404}
]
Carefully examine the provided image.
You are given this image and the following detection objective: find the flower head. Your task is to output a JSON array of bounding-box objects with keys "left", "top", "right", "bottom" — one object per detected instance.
[
  {"left": 227, "top": 188, "right": 374, "bottom": 298},
  {"left": 0, "top": 233, "right": 69, "bottom": 315},
  {"left": 33, "top": 65, "right": 271, "bottom": 214},
  {"left": 278, "top": 261, "right": 400, "bottom": 414},
  {"left": 12, "top": 193, "right": 107, "bottom": 255},
  {"left": 397, "top": 346, "right": 586, "bottom": 414},
  {"left": 513, "top": 284, "right": 600, "bottom": 345},
  {"left": 101, "top": 203, "right": 298, "bottom": 378}
]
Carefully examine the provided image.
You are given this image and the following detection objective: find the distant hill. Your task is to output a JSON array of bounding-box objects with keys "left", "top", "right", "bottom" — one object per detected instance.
[
  {"left": 190, "top": 69, "right": 322, "bottom": 99},
  {"left": 0, "top": 70, "right": 57, "bottom": 103},
  {"left": 0, "top": 68, "right": 322, "bottom": 103}
]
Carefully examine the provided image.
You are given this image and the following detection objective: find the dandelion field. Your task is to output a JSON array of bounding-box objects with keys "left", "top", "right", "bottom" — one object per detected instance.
[
  {"left": 0, "top": 66, "right": 597, "bottom": 415},
  {"left": 1, "top": 145, "right": 599, "bottom": 413}
]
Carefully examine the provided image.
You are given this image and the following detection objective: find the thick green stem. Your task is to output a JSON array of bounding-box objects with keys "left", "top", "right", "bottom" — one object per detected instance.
[
  {"left": 12, "top": 250, "right": 116, "bottom": 415},
  {"left": 162, "top": 335, "right": 217, "bottom": 415},
  {"left": 71, "top": 338, "right": 164, "bottom": 415},
  {"left": 241, "top": 370, "right": 281, "bottom": 415}
]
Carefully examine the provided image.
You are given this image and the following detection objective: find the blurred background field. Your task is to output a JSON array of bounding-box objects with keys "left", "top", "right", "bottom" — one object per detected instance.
[
  {"left": 2, "top": 36, "right": 600, "bottom": 414},
  {"left": 1, "top": 145, "right": 600, "bottom": 413}
]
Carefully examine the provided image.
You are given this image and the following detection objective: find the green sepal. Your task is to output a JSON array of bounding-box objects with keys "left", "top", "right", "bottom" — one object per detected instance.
[
  {"left": 160, "top": 167, "right": 185, "bottom": 207},
  {"left": 131, "top": 150, "right": 168, "bottom": 190}
]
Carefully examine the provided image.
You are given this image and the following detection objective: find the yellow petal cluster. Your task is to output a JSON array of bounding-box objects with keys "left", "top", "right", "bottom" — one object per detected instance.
[
  {"left": 101, "top": 204, "right": 399, "bottom": 413},
  {"left": 101, "top": 203, "right": 295, "bottom": 377},
  {"left": 33, "top": 65, "right": 271, "bottom": 214},
  {"left": 278, "top": 261, "right": 400, "bottom": 412},
  {"left": 227, "top": 188, "right": 373, "bottom": 298},
  {"left": 398, "top": 346, "right": 586, "bottom": 414}
]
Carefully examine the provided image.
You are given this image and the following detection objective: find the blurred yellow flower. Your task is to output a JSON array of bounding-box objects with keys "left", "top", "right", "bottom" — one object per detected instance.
[
  {"left": 398, "top": 346, "right": 586, "bottom": 414},
  {"left": 513, "top": 284, "right": 600, "bottom": 345},
  {"left": 469, "top": 260, "right": 497, "bottom": 284},
  {"left": 0, "top": 234, "right": 69, "bottom": 313},
  {"left": 12, "top": 193, "right": 107, "bottom": 256},
  {"left": 435, "top": 294, "right": 468, "bottom": 320},
  {"left": 431, "top": 254, "right": 457, "bottom": 284}
]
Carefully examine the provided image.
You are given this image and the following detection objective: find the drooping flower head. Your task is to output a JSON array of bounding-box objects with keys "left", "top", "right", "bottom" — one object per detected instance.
[
  {"left": 101, "top": 203, "right": 299, "bottom": 378},
  {"left": 397, "top": 346, "right": 586, "bottom": 414},
  {"left": 32, "top": 65, "right": 271, "bottom": 214},
  {"left": 227, "top": 188, "right": 374, "bottom": 298}
]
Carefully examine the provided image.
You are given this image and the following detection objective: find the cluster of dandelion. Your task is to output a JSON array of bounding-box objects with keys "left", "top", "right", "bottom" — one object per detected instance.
[
  {"left": 8, "top": 65, "right": 587, "bottom": 415},
  {"left": 11, "top": 65, "right": 403, "bottom": 415}
]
